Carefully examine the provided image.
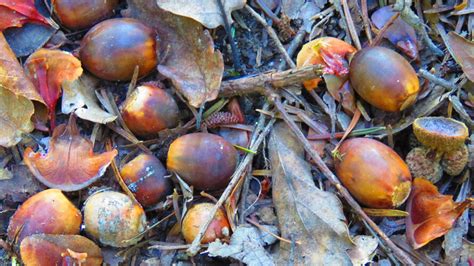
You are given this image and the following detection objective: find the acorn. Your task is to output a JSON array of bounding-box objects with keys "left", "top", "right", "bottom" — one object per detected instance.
[
  {"left": 182, "top": 203, "right": 230, "bottom": 244},
  {"left": 121, "top": 84, "right": 180, "bottom": 138},
  {"left": 52, "top": 0, "right": 119, "bottom": 30},
  {"left": 80, "top": 18, "right": 157, "bottom": 81},
  {"left": 405, "top": 147, "right": 443, "bottom": 183},
  {"left": 441, "top": 144, "right": 469, "bottom": 176},
  {"left": 412, "top": 117, "right": 468, "bottom": 153},
  {"left": 349, "top": 46, "right": 420, "bottom": 112},
  {"left": 167, "top": 133, "right": 237, "bottom": 191},
  {"left": 7, "top": 189, "right": 82, "bottom": 245},
  {"left": 83, "top": 191, "right": 146, "bottom": 247},
  {"left": 334, "top": 138, "right": 412, "bottom": 208},
  {"left": 120, "top": 153, "right": 172, "bottom": 207}
]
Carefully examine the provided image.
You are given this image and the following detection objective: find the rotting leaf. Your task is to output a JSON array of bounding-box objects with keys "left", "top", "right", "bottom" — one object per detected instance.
[
  {"left": 347, "top": 235, "right": 378, "bottom": 265},
  {"left": 23, "top": 115, "right": 118, "bottom": 191},
  {"left": 24, "top": 48, "right": 82, "bottom": 129},
  {"left": 371, "top": 6, "right": 418, "bottom": 59},
  {"left": 0, "top": 165, "right": 45, "bottom": 203},
  {"left": 324, "top": 74, "right": 356, "bottom": 115},
  {"left": 124, "top": 0, "right": 224, "bottom": 108},
  {"left": 20, "top": 234, "right": 103, "bottom": 265},
  {"left": 0, "top": 87, "right": 35, "bottom": 147},
  {"left": 445, "top": 32, "right": 474, "bottom": 82},
  {"left": 406, "top": 178, "right": 472, "bottom": 249},
  {"left": 0, "top": 0, "right": 51, "bottom": 31},
  {"left": 61, "top": 76, "right": 117, "bottom": 124},
  {"left": 269, "top": 122, "right": 353, "bottom": 265},
  {"left": 207, "top": 225, "right": 277, "bottom": 266},
  {"left": 156, "top": 0, "right": 246, "bottom": 29},
  {"left": 3, "top": 23, "right": 56, "bottom": 57}
]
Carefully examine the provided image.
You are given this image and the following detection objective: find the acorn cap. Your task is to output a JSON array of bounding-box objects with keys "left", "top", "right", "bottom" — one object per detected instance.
[
  {"left": 413, "top": 117, "right": 468, "bottom": 152},
  {"left": 405, "top": 147, "right": 443, "bottom": 183},
  {"left": 441, "top": 144, "right": 469, "bottom": 176}
]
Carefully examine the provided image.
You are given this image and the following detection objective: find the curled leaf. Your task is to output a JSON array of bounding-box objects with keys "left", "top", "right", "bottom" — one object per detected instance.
[
  {"left": 0, "top": 0, "right": 51, "bottom": 31},
  {"left": 156, "top": 0, "right": 245, "bottom": 29},
  {"left": 371, "top": 6, "right": 418, "bottom": 59},
  {"left": 24, "top": 115, "right": 117, "bottom": 191},
  {"left": 406, "top": 178, "right": 472, "bottom": 249},
  {"left": 446, "top": 32, "right": 474, "bottom": 82},
  {"left": 20, "top": 234, "right": 103, "bottom": 266},
  {"left": 124, "top": 0, "right": 224, "bottom": 108},
  {"left": 24, "top": 49, "right": 82, "bottom": 129},
  {"left": 296, "top": 37, "right": 356, "bottom": 91}
]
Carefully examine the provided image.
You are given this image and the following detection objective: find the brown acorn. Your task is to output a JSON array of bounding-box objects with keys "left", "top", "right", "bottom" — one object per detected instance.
[
  {"left": 80, "top": 18, "right": 157, "bottom": 81},
  {"left": 52, "top": 0, "right": 119, "bottom": 30},
  {"left": 7, "top": 189, "right": 82, "bottom": 245},
  {"left": 349, "top": 46, "right": 420, "bottom": 112},
  {"left": 120, "top": 153, "right": 172, "bottom": 207},
  {"left": 121, "top": 84, "right": 180, "bottom": 138},
  {"left": 335, "top": 138, "right": 412, "bottom": 208},
  {"left": 181, "top": 203, "right": 230, "bottom": 244},
  {"left": 167, "top": 133, "right": 237, "bottom": 191}
]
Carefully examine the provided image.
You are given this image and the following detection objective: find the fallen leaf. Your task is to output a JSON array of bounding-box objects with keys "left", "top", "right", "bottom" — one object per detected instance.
[
  {"left": 61, "top": 76, "right": 117, "bottom": 124},
  {"left": 445, "top": 32, "right": 474, "bottom": 82},
  {"left": 0, "top": 87, "right": 34, "bottom": 147},
  {"left": 296, "top": 37, "right": 356, "bottom": 91},
  {"left": 24, "top": 48, "right": 82, "bottom": 129},
  {"left": 23, "top": 115, "right": 118, "bottom": 191},
  {"left": 347, "top": 235, "right": 378, "bottom": 265},
  {"left": 0, "top": 165, "right": 45, "bottom": 203},
  {"left": 20, "top": 234, "right": 103, "bottom": 265},
  {"left": 372, "top": 6, "right": 418, "bottom": 59},
  {"left": 324, "top": 74, "right": 356, "bottom": 115},
  {"left": 0, "top": 32, "right": 44, "bottom": 104},
  {"left": 156, "top": 0, "right": 246, "bottom": 29},
  {"left": 3, "top": 23, "right": 56, "bottom": 57},
  {"left": 0, "top": 0, "right": 51, "bottom": 31},
  {"left": 0, "top": 168, "right": 12, "bottom": 180},
  {"left": 269, "top": 122, "right": 352, "bottom": 264},
  {"left": 207, "top": 225, "right": 277, "bottom": 266},
  {"left": 406, "top": 178, "right": 472, "bottom": 249},
  {"left": 124, "top": 0, "right": 224, "bottom": 108}
]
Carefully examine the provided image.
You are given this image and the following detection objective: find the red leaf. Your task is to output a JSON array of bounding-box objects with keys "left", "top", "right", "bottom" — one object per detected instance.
[
  {"left": 24, "top": 49, "right": 82, "bottom": 129},
  {"left": 24, "top": 115, "right": 118, "bottom": 191},
  {"left": 406, "top": 178, "right": 472, "bottom": 249},
  {"left": 372, "top": 6, "right": 418, "bottom": 59},
  {"left": 0, "top": 0, "right": 51, "bottom": 31}
]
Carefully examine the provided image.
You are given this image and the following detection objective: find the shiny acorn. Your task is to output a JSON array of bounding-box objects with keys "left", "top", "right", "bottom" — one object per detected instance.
[
  {"left": 80, "top": 18, "right": 157, "bottom": 81},
  {"left": 120, "top": 153, "right": 172, "bottom": 207},
  {"left": 167, "top": 133, "right": 237, "bottom": 191},
  {"left": 52, "top": 0, "right": 119, "bottom": 30},
  {"left": 335, "top": 138, "right": 412, "bottom": 208},
  {"left": 349, "top": 46, "right": 419, "bottom": 112},
  {"left": 121, "top": 84, "right": 180, "bottom": 138},
  {"left": 182, "top": 203, "right": 230, "bottom": 244}
]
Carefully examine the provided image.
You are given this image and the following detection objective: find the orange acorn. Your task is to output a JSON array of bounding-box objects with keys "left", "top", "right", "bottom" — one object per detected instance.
[{"left": 181, "top": 203, "right": 231, "bottom": 244}]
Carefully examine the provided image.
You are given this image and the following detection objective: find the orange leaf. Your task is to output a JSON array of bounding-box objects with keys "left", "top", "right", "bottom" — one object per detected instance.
[
  {"left": 24, "top": 49, "right": 82, "bottom": 129},
  {"left": 24, "top": 115, "right": 117, "bottom": 191},
  {"left": 296, "top": 37, "right": 356, "bottom": 91},
  {"left": 406, "top": 178, "right": 472, "bottom": 249},
  {"left": 0, "top": 0, "right": 51, "bottom": 31},
  {"left": 20, "top": 234, "right": 102, "bottom": 266}
]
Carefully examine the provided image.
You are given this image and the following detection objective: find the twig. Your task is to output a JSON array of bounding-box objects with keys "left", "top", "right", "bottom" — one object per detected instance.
[
  {"left": 245, "top": 5, "right": 296, "bottom": 68},
  {"left": 150, "top": 242, "right": 208, "bottom": 251},
  {"left": 393, "top": 0, "right": 443, "bottom": 56},
  {"left": 361, "top": 0, "right": 373, "bottom": 43},
  {"left": 187, "top": 115, "right": 276, "bottom": 255},
  {"left": 418, "top": 69, "right": 457, "bottom": 90},
  {"left": 246, "top": 218, "right": 298, "bottom": 245},
  {"left": 270, "top": 94, "right": 415, "bottom": 265},
  {"left": 217, "top": 0, "right": 243, "bottom": 73},
  {"left": 341, "top": 0, "right": 362, "bottom": 49},
  {"left": 278, "top": 27, "right": 306, "bottom": 70},
  {"left": 219, "top": 64, "right": 324, "bottom": 97}
]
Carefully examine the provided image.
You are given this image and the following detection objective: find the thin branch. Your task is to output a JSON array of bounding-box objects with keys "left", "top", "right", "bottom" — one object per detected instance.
[{"left": 341, "top": 0, "right": 362, "bottom": 49}]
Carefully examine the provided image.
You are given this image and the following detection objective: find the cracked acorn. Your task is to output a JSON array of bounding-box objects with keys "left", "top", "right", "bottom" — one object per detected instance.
[
  {"left": 406, "top": 117, "right": 469, "bottom": 183},
  {"left": 182, "top": 203, "right": 231, "bottom": 244}
]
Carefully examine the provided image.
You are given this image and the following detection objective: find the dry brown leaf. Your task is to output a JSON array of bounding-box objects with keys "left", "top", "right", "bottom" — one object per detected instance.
[
  {"left": 0, "top": 87, "right": 35, "bottom": 147},
  {"left": 156, "top": 0, "right": 246, "bottom": 29},
  {"left": 61, "top": 76, "right": 117, "bottom": 124},
  {"left": 24, "top": 115, "right": 117, "bottom": 191},
  {"left": 269, "top": 122, "right": 352, "bottom": 265},
  {"left": 446, "top": 32, "right": 474, "bottom": 82},
  {"left": 124, "top": 0, "right": 224, "bottom": 108}
]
